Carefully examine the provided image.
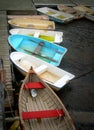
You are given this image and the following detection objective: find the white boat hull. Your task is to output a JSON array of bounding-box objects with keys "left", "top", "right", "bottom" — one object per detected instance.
[
  {"left": 9, "top": 28, "right": 63, "bottom": 44},
  {"left": 10, "top": 52, "right": 75, "bottom": 91}
]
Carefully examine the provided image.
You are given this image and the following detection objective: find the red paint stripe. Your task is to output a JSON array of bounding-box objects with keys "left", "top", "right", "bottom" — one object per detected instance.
[
  {"left": 24, "top": 82, "right": 45, "bottom": 89},
  {"left": 22, "top": 109, "right": 64, "bottom": 120}
]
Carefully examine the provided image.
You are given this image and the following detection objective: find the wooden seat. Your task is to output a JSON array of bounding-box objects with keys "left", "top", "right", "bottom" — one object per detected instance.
[
  {"left": 24, "top": 82, "right": 45, "bottom": 89},
  {"left": 22, "top": 109, "right": 64, "bottom": 120}
]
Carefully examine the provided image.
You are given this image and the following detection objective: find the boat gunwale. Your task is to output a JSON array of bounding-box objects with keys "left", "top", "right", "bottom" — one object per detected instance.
[{"left": 18, "top": 68, "right": 76, "bottom": 130}]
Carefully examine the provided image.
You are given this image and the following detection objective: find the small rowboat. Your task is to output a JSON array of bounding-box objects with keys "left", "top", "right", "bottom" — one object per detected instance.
[
  {"left": 37, "top": 7, "right": 74, "bottom": 23},
  {"left": 8, "top": 18, "right": 55, "bottom": 30},
  {"left": 10, "top": 52, "right": 75, "bottom": 91},
  {"left": 8, "top": 34, "right": 67, "bottom": 66},
  {"left": 9, "top": 28, "right": 63, "bottom": 44},
  {"left": 18, "top": 67, "right": 76, "bottom": 130},
  {"left": 57, "top": 4, "right": 84, "bottom": 19},
  {"left": 74, "top": 5, "right": 94, "bottom": 21},
  {"left": 74, "top": 5, "right": 94, "bottom": 14},
  {"left": 8, "top": 15, "right": 49, "bottom": 20}
]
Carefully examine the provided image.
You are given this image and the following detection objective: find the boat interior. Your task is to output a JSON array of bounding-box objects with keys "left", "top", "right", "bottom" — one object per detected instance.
[{"left": 0, "top": 0, "right": 94, "bottom": 130}]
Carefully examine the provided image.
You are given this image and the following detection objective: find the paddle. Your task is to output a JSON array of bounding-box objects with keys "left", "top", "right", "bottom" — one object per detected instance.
[{"left": 23, "top": 48, "right": 58, "bottom": 63}]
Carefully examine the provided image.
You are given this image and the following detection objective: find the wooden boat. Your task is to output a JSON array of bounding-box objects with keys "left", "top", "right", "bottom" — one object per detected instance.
[
  {"left": 10, "top": 52, "right": 75, "bottom": 91},
  {"left": 18, "top": 67, "right": 76, "bottom": 130},
  {"left": 8, "top": 34, "right": 67, "bottom": 66},
  {"left": 74, "top": 5, "right": 94, "bottom": 14},
  {"left": 8, "top": 18, "right": 55, "bottom": 30},
  {"left": 8, "top": 15, "right": 49, "bottom": 20},
  {"left": 57, "top": 4, "right": 84, "bottom": 19},
  {"left": 37, "top": 7, "right": 75, "bottom": 23},
  {"left": 9, "top": 28, "right": 63, "bottom": 44},
  {"left": 74, "top": 5, "right": 94, "bottom": 21}
]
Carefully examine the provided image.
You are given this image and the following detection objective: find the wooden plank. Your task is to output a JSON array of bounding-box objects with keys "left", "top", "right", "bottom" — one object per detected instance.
[
  {"left": 34, "top": 0, "right": 75, "bottom": 6},
  {"left": 0, "top": 11, "right": 14, "bottom": 107},
  {"left": 72, "top": 0, "right": 94, "bottom": 6},
  {"left": 0, "top": 0, "right": 36, "bottom": 12}
]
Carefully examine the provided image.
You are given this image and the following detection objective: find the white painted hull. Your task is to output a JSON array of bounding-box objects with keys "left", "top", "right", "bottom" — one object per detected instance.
[
  {"left": 10, "top": 52, "right": 75, "bottom": 91},
  {"left": 37, "top": 7, "right": 74, "bottom": 23},
  {"left": 9, "top": 28, "right": 63, "bottom": 44}
]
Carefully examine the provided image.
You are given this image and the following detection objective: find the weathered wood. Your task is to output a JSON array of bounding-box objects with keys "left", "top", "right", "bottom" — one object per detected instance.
[
  {"left": 33, "top": 0, "right": 75, "bottom": 6},
  {"left": 0, "top": 11, "right": 14, "bottom": 107},
  {"left": 0, "top": 0, "right": 36, "bottom": 15},
  {"left": 19, "top": 68, "right": 76, "bottom": 130},
  {"left": 0, "top": 70, "right": 6, "bottom": 84}
]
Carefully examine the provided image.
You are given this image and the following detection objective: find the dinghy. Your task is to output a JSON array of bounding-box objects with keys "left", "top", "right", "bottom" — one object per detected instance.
[
  {"left": 8, "top": 34, "right": 67, "bottom": 66},
  {"left": 37, "top": 7, "right": 74, "bottom": 23},
  {"left": 8, "top": 18, "right": 55, "bottom": 30},
  {"left": 10, "top": 52, "right": 75, "bottom": 91},
  {"left": 9, "top": 28, "right": 63, "bottom": 44},
  {"left": 8, "top": 15, "right": 49, "bottom": 20},
  {"left": 74, "top": 5, "right": 94, "bottom": 14},
  {"left": 18, "top": 67, "right": 76, "bottom": 130},
  {"left": 57, "top": 4, "right": 84, "bottom": 19},
  {"left": 74, "top": 5, "right": 94, "bottom": 21}
]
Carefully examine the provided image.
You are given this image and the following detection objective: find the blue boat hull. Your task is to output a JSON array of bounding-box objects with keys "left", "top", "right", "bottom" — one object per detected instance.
[{"left": 8, "top": 34, "right": 67, "bottom": 66}]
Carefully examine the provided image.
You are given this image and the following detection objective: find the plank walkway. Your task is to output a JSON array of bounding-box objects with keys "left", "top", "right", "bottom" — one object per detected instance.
[
  {"left": 0, "top": 0, "right": 36, "bottom": 15},
  {"left": 0, "top": 11, "right": 14, "bottom": 107},
  {"left": 34, "top": 0, "right": 74, "bottom": 7},
  {"left": 33, "top": 0, "right": 94, "bottom": 6}
]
